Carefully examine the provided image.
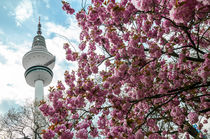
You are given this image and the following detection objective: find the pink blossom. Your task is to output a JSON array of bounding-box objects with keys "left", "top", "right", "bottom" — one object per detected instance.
[
  {"left": 169, "top": 0, "right": 197, "bottom": 23},
  {"left": 60, "top": 130, "right": 73, "bottom": 139},
  {"left": 148, "top": 133, "right": 161, "bottom": 139},
  {"left": 39, "top": 103, "right": 49, "bottom": 116},
  {"left": 197, "top": 0, "right": 210, "bottom": 5},
  {"left": 147, "top": 118, "right": 155, "bottom": 127},
  {"left": 87, "top": 9, "right": 99, "bottom": 22},
  {"left": 43, "top": 129, "right": 55, "bottom": 139},
  {"left": 131, "top": 0, "right": 154, "bottom": 11},
  {"left": 79, "top": 42, "right": 86, "bottom": 51},
  {"left": 76, "top": 128, "right": 88, "bottom": 139},
  {"left": 188, "top": 112, "right": 199, "bottom": 124},
  {"left": 98, "top": 116, "right": 106, "bottom": 129},
  {"left": 63, "top": 43, "right": 69, "bottom": 49},
  {"left": 62, "top": 1, "right": 75, "bottom": 15},
  {"left": 89, "top": 41, "right": 96, "bottom": 51},
  {"left": 72, "top": 113, "right": 79, "bottom": 119},
  {"left": 91, "top": 65, "right": 98, "bottom": 74},
  {"left": 135, "top": 129, "right": 144, "bottom": 139},
  {"left": 203, "top": 119, "right": 208, "bottom": 124},
  {"left": 90, "top": 127, "right": 98, "bottom": 137}
]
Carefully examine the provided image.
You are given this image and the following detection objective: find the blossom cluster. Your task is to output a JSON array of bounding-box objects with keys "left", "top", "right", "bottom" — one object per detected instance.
[
  {"left": 188, "top": 112, "right": 199, "bottom": 124},
  {"left": 62, "top": 1, "right": 75, "bottom": 15},
  {"left": 40, "top": 0, "right": 210, "bottom": 138}
]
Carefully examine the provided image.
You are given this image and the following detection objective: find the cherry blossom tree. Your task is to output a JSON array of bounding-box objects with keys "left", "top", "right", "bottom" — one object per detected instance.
[{"left": 40, "top": 0, "right": 210, "bottom": 138}]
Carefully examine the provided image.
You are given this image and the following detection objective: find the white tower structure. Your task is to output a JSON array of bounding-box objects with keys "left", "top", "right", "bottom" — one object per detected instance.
[
  {"left": 22, "top": 18, "right": 55, "bottom": 103},
  {"left": 22, "top": 18, "right": 55, "bottom": 138}
]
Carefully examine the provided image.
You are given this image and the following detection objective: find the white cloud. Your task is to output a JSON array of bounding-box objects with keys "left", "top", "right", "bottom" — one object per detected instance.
[
  {"left": 45, "top": 18, "right": 81, "bottom": 43},
  {"left": 0, "top": 41, "right": 34, "bottom": 105},
  {"left": 15, "top": 0, "right": 33, "bottom": 26}
]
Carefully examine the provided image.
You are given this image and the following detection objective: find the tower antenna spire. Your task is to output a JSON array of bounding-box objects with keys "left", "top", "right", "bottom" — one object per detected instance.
[{"left": 37, "top": 16, "right": 42, "bottom": 35}]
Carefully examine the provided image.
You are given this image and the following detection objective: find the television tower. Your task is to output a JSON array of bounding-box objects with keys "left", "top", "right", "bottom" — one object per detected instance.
[
  {"left": 22, "top": 17, "right": 55, "bottom": 102},
  {"left": 22, "top": 17, "right": 55, "bottom": 138}
]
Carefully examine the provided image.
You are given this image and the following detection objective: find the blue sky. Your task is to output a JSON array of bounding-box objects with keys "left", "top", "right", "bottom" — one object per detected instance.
[{"left": 0, "top": 0, "right": 84, "bottom": 114}]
